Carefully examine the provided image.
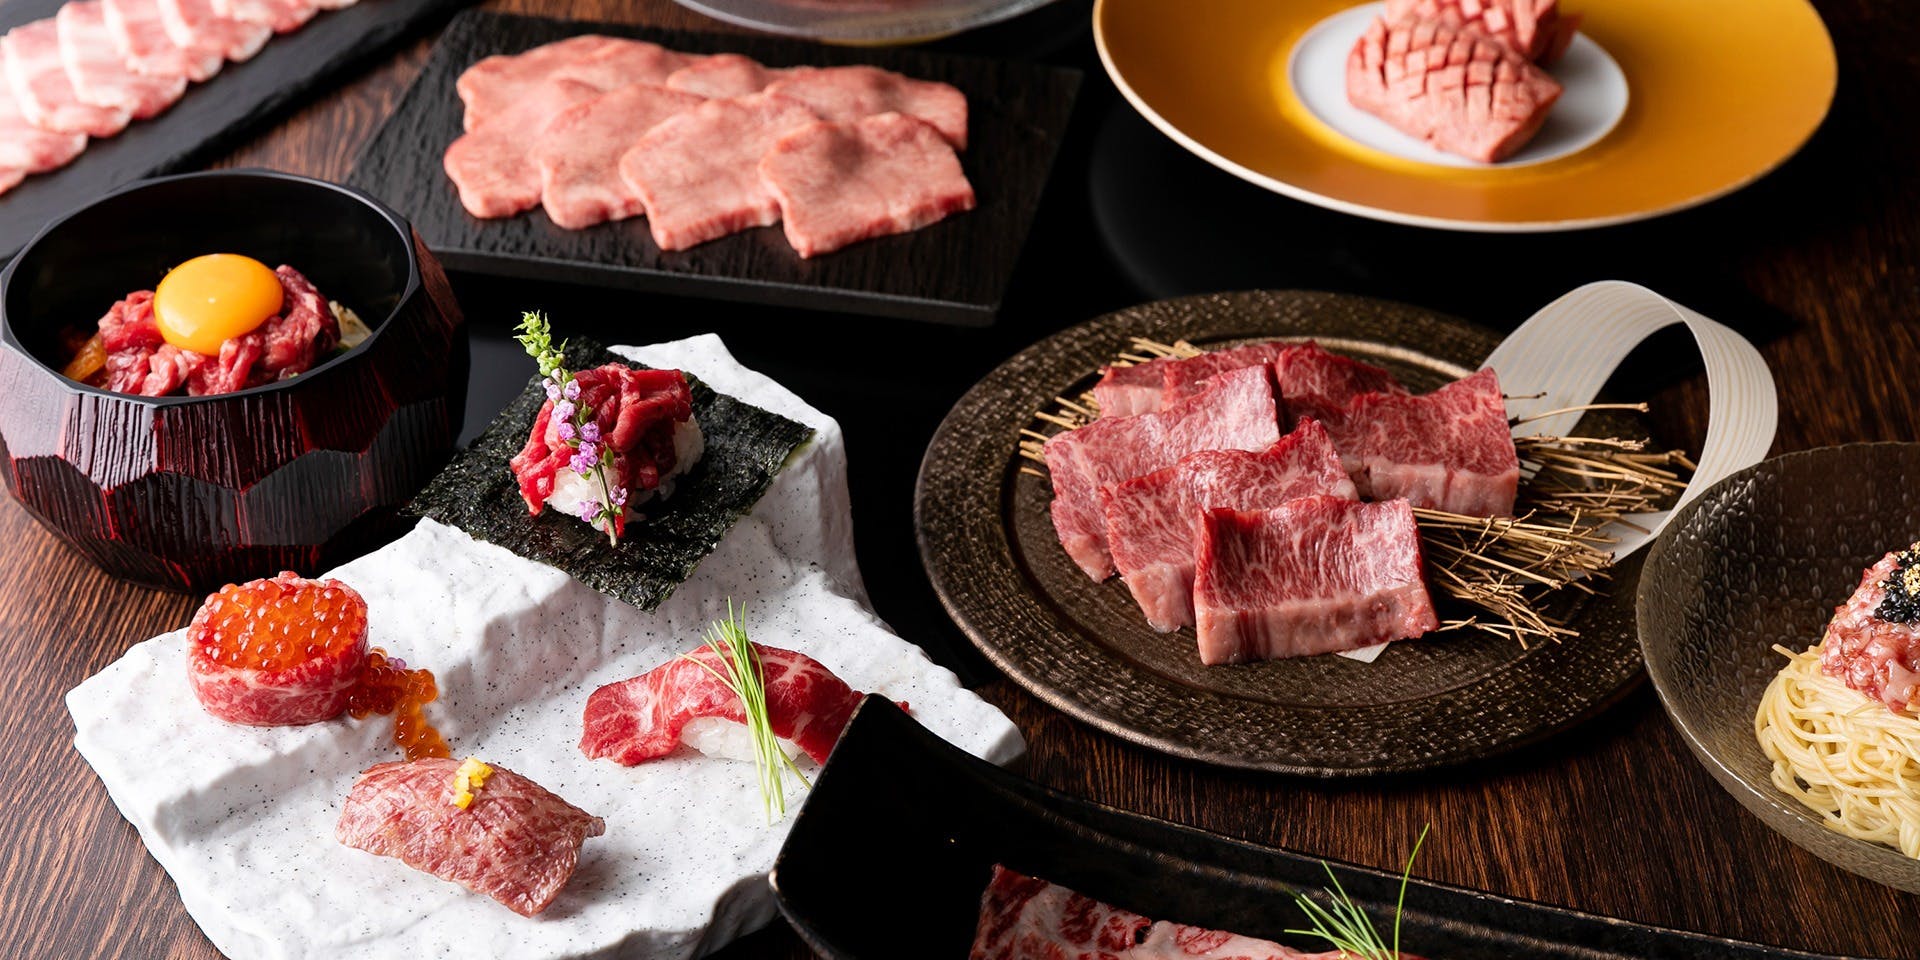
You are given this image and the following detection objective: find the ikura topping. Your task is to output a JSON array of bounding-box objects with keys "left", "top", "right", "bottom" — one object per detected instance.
[
  {"left": 449, "top": 757, "right": 494, "bottom": 809},
  {"left": 186, "top": 572, "right": 369, "bottom": 726},
  {"left": 347, "top": 649, "right": 451, "bottom": 761}
]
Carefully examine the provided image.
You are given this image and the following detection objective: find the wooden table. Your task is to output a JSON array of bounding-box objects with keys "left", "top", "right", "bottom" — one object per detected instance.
[{"left": 2, "top": 0, "right": 1914, "bottom": 957}]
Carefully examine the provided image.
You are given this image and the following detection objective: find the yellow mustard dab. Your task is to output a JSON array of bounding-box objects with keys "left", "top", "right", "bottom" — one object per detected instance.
[{"left": 450, "top": 757, "right": 494, "bottom": 809}]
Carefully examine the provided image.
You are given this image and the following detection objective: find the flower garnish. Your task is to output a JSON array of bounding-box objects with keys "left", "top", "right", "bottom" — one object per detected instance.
[
  {"left": 681, "top": 602, "right": 809, "bottom": 823},
  {"left": 515, "top": 311, "right": 626, "bottom": 546},
  {"left": 1285, "top": 824, "right": 1429, "bottom": 960}
]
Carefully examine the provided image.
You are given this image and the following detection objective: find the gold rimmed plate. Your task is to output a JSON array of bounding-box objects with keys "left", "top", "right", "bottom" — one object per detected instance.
[
  {"left": 1093, "top": 0, "right": 1837, "bottom": 231},
  {"left": 914, "top": 291, "right": 1647, "bottom": 775}
]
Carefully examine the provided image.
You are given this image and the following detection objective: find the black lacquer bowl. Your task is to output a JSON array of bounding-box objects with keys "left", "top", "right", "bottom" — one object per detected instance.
[
  {"left": 773, "top": 698, "right": 1837, "bottom": 960},
  {"left": 1640, "top": 443, "right": 1920, "bottom": 894},
  {"left": 0, "top": 170, "right": 468, "bottom": 592}
]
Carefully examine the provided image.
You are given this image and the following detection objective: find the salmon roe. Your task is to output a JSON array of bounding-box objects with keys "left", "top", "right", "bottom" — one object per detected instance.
[
  {"left": 347, "top": 649, "right": 451, "bottom": 761},
  {"left": 190, "top": 572, "right": 368, "bottom": 672}
]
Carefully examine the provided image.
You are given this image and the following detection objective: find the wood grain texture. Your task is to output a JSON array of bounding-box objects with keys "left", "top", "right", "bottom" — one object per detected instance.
[
  {"left": 0, "top": 0, "right": 472, "bottom": 259},
  {"left": 1, "top": 0, "right": 1917, "bottom": 959},
  {"left": 346, "top": 10, "right": 1080, "bottom": 325}
]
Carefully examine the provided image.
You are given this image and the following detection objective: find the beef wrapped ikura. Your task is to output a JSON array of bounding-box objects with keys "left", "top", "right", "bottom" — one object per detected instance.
[{"left": 509, "top": 316, "right": 705, "bottom": 546}]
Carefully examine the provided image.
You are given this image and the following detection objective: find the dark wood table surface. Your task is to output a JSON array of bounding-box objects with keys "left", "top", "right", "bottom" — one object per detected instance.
[{"left": 2, "top": 0, "right": 1915, "bottom": 957}]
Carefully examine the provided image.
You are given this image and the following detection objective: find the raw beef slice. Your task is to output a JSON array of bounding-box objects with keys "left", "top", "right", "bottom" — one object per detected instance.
[
  {"left": 3, "top": 19, "right": 130, "bottom": 137},
  {"left": 1103, "top": 419, "right": 1357, "bottom": 631},
  {"left": 665, "top": 52, "right": 785, "bottom": 98},
  {"left": 1347, "top": 15, "right": 1562, "bottom": 163},
  {"left": 1043, "top": 364, "right": 1282, "bottom": 581},
  {"left": 58, "top": 1, "right": 185, "bottom": 118},
  {"left": 535, "top": 82, "right": 704, "bottom": 229},
  {"left": 618, "top": 92, "right": 820, "bottom": 251},
  {"left": 444, "top": 77, "right": 603, "bottom": 219},
  {"left": 104, "top": 0, "right": 224, "bottom": 82},
  {"left": 1193, "top": 497, "right": 1438, "bottom": 664},
  {"left": 759, "top": 112, "right": 976, "bottom": 258},
  {"left": 766, "top": 64, "right": 968, "bottom": 149},
  {"left": 1321, "top": 367, "right": 1519, "bottom": 517}
]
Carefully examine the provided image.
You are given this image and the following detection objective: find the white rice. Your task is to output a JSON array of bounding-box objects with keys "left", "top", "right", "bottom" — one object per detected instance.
[{"left": 546, "top": 414, "right": 705, "bottom": 524}]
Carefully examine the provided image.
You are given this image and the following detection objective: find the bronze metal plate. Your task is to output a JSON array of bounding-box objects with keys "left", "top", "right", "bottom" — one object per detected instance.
[{"left": 915, "top": 290, "right": 1645, "bottom": 775}]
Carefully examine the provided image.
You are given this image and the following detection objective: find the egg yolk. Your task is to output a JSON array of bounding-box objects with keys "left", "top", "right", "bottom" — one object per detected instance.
[{"left": 152, "top": 254, "right": 285, "bottom": 356}]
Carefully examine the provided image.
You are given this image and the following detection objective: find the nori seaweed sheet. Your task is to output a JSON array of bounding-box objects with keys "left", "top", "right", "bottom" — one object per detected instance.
[{"left": 409, "top": 339, "right": 815, "bottom": 610}]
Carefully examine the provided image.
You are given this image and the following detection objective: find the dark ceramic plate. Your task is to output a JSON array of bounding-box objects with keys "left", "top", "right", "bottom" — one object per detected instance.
[
  {"left": 0, "top": 0, "right": 470, "bottom": 260},
  {"left": 346, "top": 11, "right": 1081, "bottom": 326},
  {"left": 1640, "top": 443, "right": 1920, "bottom": 894},
  {"left": 915, "top": 290, "right": 1646, "bottom": 775},
  {"left": 773, "top": 697, "right": 1837, "bottom": 960}
]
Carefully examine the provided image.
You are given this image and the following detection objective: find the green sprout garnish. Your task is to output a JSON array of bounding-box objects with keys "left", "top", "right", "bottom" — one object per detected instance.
[
  {"left": 1285, "top": 824, "right": 1429, "bottom": 960},
  {"left": 681, "top": 603, "right": 810, "bottom": 822}
]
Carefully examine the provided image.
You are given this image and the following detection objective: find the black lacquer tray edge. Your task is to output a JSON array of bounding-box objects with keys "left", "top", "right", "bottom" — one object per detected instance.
[{"left": 772, "top": 697, "right": 1844, "bottom": 960}]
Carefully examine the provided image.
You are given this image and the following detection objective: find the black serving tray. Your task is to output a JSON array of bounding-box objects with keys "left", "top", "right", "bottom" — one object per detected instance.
[
  {"left": 772, "top": 698, "right": 1843, "bottom": 960},
  {"left": 0, "top": 0, "right": 471, "bottom": 260},
  {"left": 346, "top": 10, "right": 1081, "bottom": 327}
]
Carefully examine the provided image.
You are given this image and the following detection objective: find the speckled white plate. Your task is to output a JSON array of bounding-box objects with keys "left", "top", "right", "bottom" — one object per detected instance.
[{"left": 66, "top": 335, "right": 1024, "bottom": 960}]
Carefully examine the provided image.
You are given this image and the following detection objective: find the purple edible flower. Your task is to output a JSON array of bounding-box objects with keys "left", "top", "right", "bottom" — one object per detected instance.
[
  {"left": 580, "top": 499, "right": 603, "bottom": 522},
  {"left": 544, "top": 380, "right": 561, "bottom": 402},
  {"left": 579, "top": 421, "right": 601, "bottom": 443},
  {"left": 577, "top": 440, "right": 599, "bottom": 463},
  {"left": 563, "top": 379, "right": 581, "bottom": 401},
  {"left": 553, "top": 399, "right": 576, "bottom": 422},
  {"left": 556, "top": 420, "right": 576, "bottom": 442},
  {"left": 610, "top": 485, "right": 629, "bottom": 507},
  {"left": 570, "top": 451, "right": 596, "bottom": 476}
]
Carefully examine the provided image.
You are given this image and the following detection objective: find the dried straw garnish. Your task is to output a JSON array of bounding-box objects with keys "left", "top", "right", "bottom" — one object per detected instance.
[{"left": 1017, "top": 338, "right": 1696, "bottom": 647}]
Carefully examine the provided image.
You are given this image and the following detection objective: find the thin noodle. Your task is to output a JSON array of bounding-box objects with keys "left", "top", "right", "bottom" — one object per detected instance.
[{"left": 1755, "top": 642, "right": 1920, "bottom": 858}]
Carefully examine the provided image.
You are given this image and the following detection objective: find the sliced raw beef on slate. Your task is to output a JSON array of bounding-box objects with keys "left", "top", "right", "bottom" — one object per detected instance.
[
  {"left": 1091, "top": 361, "right": 1167, "bottom": 418},
  {"left": 158, "top": 0, "right": 270, "bottom": 63},
  {"left": 618, "top": 92, "right": 821, "bottom": 251},
  {"left": 1193, "top": 497, "right": 1438, "bottom": 664},
  {"left": 666, "top": 52, "right": 785, "bottom": 98},
  {"left": 579, "top": 642, "right": 872, "bottom": 766},
  {"left": 0, "top": 68, "right": 86, "bottom": 188},
  {"left": 104, "top": 0, "right": 223, "bottom": 82},
  {"left": 456, "top": 34, "right": 623, "bottom": 130},
  {"left": 1103, "top": 420, "right": 1357, "bottom": 632},
  {"left": 1347, "top": 16, "right": 1562, "bottom": 163},
  {"left": 969, "top": 865, "right": 1351, "bottom": 960},
  {"left": 1096, "top": 341, "right": 1405, "bottom": 420},
  {"left": 336, "top": 758, "right": 604, "bottom": 917},
  {"left": 211, "top": 0, "right": 316, "bottom": 34},
  {"left": 550, "top": 38, "right": 702, "bottom": 95},
  {"left": 534, "top": 82, "right": 704, "bottom": 229},
  {"left": 760, "top": 112, "right": 976, "bottom": 258},
  {"left": 59, "top": 2, "right": 185, "bottom": 119},
  {"left": 4, "top": 19, "right": 130, "bottom": 137},
  {"left": 1321, "top": 367, "right": 1518, "bottom": 516},
  {"left": 766, "top": 64, "right": 968, "bottom": 149},
  {"left": 1163, "top": 341, "right": 1409, "bottom": 421},
  {"left": 1043, "top": 365, "right": 1282, "bottom": 581},
  {"left": 1385, "top": 0, "right": 1580, "bottom": 64},
  {"left": 444, "top": 77, "right": 602, "bottom": 219}
]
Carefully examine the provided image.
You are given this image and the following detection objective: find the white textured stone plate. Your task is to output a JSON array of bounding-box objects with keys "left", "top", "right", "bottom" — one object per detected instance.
[{"left": 66, "top": 335, "right": 1024, "bottom": 960}]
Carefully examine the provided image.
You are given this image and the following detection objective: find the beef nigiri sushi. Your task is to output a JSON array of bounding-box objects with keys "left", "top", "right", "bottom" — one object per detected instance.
[
  {"left": 336, "top": 757, "right": 604, "bottom": 917},
  {"left": 579, "top": 640, "right": 876, "bottom": 767}
]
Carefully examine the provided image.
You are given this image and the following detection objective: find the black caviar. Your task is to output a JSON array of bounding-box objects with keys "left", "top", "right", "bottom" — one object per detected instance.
[{"left": 1874, "top": 541, "right": 1920, "bottom": 623}]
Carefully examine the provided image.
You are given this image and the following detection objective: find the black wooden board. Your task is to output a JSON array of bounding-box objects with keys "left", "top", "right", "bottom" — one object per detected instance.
[
  {"left": 345, "top": 10, "right": 1082, "bottom": 326},
  {"left": 0, "top": 0, "right": 473, "bottom": 260}
]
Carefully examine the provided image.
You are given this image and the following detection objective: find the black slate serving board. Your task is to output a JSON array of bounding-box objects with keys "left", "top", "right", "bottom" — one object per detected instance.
[
  {"left": 774, "top": 698, "right": 1845, "bottom": 960},
  {"left": 0, "top": 0, "right": 472, "bottom": 260},
  {"left": 346, "top": 10, "right": 1082, "bottom": 326}
]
